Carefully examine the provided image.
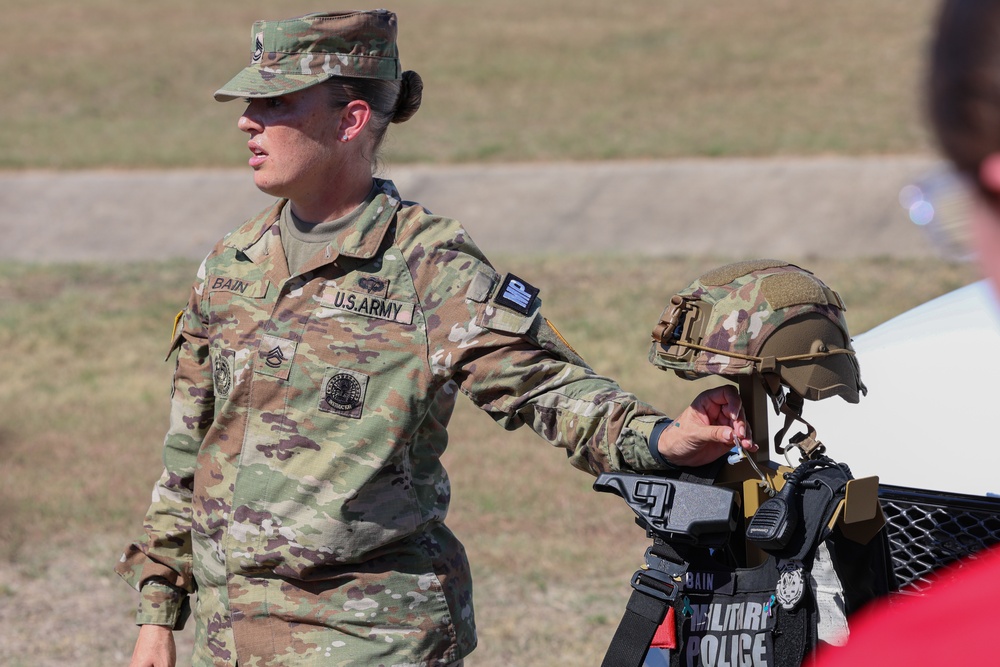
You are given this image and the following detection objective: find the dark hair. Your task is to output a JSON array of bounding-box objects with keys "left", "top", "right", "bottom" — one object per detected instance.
[
  {"left": 326, "top": 70, "right": 424, "bottom": 167},
  {"left": 929, "top": 0, "right": 1000, "bottom": 181}
]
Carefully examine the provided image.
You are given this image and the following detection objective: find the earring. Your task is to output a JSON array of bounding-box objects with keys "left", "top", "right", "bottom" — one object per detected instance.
[{"left": 341, "top": 134, "right": 350, "bottom": 142}]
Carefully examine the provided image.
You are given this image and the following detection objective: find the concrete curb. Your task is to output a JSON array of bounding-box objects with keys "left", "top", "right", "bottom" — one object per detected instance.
[{"left": 0, "top": 156, "right": 942, "bottom": 262}]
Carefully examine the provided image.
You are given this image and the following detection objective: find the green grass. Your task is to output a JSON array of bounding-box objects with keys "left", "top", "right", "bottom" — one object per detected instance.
[{"left": 3, "top": 0, "right": 939, "bottom": 169}]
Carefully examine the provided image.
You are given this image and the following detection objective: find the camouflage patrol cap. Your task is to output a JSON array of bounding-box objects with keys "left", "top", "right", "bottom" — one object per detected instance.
[
  {"left": 214, "top": 10, "right": 402, "bottom": 102},
  {"left": 649, "top": 260, "right": 866, "bottom": 403}
]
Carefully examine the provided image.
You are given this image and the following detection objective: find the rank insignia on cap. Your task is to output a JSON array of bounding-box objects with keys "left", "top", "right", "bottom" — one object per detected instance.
[
  {"left": 495, "top": 273, "right": 539, "bottom": 315},
  {"left": 252, "top": 32, "right": 264, "bottom": 63}
]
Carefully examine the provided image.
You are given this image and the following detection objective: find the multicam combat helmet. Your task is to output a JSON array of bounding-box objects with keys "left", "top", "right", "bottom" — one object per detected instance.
[{"left": 650, "top": 260, "right": 866, "bottom": 455}]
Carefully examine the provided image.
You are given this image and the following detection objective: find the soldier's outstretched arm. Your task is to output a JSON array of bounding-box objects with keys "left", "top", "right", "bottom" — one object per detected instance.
[{"left": 655, "top": 384, "right": 755, "bottom": 468}]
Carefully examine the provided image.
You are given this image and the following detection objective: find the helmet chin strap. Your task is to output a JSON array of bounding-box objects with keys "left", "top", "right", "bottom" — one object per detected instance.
[{"left": 762, "top": 374, "right": 826, "bottom": 463}]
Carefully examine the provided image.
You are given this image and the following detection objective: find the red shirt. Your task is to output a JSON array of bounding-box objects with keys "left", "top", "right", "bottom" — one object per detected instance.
[{"left": 812, "top": 544, "right": 1000, "bottom": 665}]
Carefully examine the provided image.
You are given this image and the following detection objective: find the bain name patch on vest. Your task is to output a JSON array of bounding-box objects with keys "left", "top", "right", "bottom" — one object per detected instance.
[
  {"left": 495, "top": 273, "right": 539, "bottom": 315},
  {"left": 314, "top": 288, "right": 414, "bottom": 324}
]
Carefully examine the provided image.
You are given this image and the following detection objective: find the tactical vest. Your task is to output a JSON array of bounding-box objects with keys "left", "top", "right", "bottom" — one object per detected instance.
[{"left": 598, "top": 457, "right": 896, "bottom": 667}]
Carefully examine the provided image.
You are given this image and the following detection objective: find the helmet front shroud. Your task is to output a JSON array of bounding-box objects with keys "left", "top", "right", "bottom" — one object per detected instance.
[{"left": 650, "top": 260, "right": 866, "bottom": 456}]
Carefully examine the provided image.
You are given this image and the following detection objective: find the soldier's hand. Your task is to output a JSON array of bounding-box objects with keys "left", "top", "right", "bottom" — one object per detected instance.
[
  {"left": 656, "top": 385, "right": 755, "bottom": 468},
  {"left": 129, "top": 624, "right": 176, "bottom": 667}
]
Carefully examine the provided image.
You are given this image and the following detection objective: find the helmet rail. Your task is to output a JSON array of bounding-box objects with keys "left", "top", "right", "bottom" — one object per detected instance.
[{"left": 648, "top": 260, "right": 866, "bottom": 458}]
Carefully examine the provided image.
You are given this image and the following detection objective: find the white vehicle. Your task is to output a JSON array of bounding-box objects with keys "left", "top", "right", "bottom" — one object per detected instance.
[{"left": 781, "top": 279, "right": 1000, "bottom": 498}]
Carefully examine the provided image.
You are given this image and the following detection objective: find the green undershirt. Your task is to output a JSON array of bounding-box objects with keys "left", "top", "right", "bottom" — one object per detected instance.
[{"left": 279, "top": 183, "right": 378, "bottom": 276}]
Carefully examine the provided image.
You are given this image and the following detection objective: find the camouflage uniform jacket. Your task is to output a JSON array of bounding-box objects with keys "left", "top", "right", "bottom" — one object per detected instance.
[{"left": 117, "top": 179, "right": 669, "bottom": 666}]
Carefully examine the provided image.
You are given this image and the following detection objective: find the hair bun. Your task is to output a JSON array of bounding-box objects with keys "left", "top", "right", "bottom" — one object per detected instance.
[{"left": 392, "top": 70, "right": 423, "bottom": 124}]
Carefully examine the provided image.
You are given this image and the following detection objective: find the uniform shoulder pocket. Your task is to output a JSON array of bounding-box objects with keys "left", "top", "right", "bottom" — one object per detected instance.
[{"left": 472, "top": 270, "right": 542, "bottom": 335}]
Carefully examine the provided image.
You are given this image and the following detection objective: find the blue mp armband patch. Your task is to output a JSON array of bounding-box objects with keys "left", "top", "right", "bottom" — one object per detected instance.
[{"left": 495, "top": 273, "right": 539, "bottom": 315}]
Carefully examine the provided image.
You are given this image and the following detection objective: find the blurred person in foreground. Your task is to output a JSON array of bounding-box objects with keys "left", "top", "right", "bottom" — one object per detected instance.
[
  {"left": 813, "top": 0, "right": 1000, "bottom": 664},
  {"left": 115, "top": 10, "right": 752, "bottom": 667}
]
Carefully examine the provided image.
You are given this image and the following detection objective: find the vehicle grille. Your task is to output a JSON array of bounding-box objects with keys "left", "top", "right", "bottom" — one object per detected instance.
[{"left": 879, "top": 484, "right": 1000, "bottom": 594}]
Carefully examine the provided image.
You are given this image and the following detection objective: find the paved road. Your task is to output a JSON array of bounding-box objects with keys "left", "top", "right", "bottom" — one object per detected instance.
[{"left": 0, "top": 156, "right": 942, "bottom": 262}]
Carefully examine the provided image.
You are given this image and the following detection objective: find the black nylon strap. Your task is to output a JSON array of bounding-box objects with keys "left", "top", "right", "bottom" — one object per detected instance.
[
  {"left": 602, "top": 587, "right": 671, "bottom": 667},
  {"left": 602, "top": 459, "right": 725, "bottom": 666}
]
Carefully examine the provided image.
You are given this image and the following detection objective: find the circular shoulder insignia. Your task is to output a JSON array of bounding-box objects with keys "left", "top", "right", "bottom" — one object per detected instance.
[
  {"left": 775, "top": 562, "right": 806, "bottom": 611},
  {"left": 325, "top": 373, "right": 363, "bottom": 412},
  {"left": 213, "top": 355, "right": 232, "bottom": 398}
]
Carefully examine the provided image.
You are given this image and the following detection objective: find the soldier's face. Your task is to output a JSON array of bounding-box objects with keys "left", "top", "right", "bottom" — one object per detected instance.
[{"left": 237, "top": 86, "right": 345, "bottom": 202}]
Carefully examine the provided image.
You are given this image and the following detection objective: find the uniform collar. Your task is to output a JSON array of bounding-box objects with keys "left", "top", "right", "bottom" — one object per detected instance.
[{"left": 224, "top": 179, "right": 403, "bottom": 263}]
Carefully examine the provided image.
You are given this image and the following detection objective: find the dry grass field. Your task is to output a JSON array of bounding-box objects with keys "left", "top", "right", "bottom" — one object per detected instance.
[{"left": 4, "top": 0, "right": 937, "bottom": 168}]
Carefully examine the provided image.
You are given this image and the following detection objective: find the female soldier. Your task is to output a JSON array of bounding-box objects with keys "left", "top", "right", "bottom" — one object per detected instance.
[{"left": 118, "top": 10, "right": 752, "bottom": 666}]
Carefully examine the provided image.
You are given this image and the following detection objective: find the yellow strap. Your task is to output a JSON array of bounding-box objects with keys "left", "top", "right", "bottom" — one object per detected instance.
[
  {"left": 545, "top": 318, "right": 582, "bottom": 358},
  {"left": 170, "top": 309, "right": 184, "bottom": 343}
]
